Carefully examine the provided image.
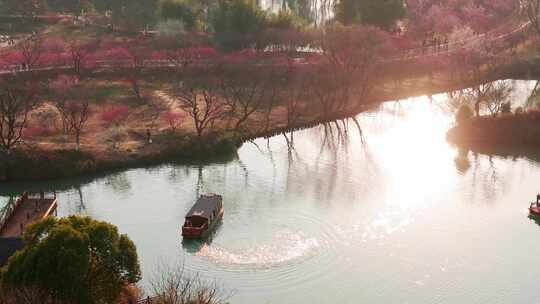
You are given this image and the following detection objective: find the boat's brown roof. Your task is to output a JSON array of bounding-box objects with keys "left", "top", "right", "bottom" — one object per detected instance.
[{"left": 186, "top": 194, "right": 223, "bottom": 219}]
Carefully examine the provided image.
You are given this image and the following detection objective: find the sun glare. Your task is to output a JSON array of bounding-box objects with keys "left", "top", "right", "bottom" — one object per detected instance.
[{"left": 365, "top": 96, "right": 457, "bottom": 208}]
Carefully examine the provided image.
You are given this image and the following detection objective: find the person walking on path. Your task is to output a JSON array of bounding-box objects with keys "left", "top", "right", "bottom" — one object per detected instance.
[{"left": 146, "top": 129, "right": 152, "bottom": 144}]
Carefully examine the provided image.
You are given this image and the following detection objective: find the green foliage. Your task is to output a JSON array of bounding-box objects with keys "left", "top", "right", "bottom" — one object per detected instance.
[
  {"left": 0, "top": 0, "right": 43, "bottom": 16},
  {"left": 455, "top": 104, "right": 473, "bottom": 125},
  {"left": 92, "top": 0, "right": 159, "bottom": 30},
  {"left": 211, "top": 0, "right": 267, "bottom": 50},
  {"left": 45, "top": 0, "right": 84, "bottom": 15},
  {"left": 2, "top": 216, "right": 141, "bottom": 304},
  {"left": 335, "top": 0, "right": 406, "bottom": 30},
  {"left": 91, "top": 0, "right": 119, "bottom": 13},
  {"left": 281, "top": 0, "right": 313, "bottom": 23},
  {"left": 265, "top": 10, "right": 306, "bottom": 30},
  {"left": 160, "top": 0, "right": 200, "bottom": 31}
]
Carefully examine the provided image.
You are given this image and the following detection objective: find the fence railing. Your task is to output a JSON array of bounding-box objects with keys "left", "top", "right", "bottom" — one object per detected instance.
[{"left": 0, "top": 193, "right": 27, "bottom": 234}]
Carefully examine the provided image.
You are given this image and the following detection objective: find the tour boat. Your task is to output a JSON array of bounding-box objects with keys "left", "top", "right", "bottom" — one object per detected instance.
[
  {"left": 182, "top": 194, "right": 224, "bottom": 239},
  {"left": 530, "top": 203, "right": 540, "bottom": 216}
]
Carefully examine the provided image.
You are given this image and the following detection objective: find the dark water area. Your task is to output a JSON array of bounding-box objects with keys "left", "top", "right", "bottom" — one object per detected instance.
[{"left": 2, "top": 80, "right": 540, "bottom": 303}]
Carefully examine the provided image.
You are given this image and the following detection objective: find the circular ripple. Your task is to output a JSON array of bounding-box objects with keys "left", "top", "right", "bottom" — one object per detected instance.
[{"left": 181, "top": 207, "right": 349, "bottom": 294}]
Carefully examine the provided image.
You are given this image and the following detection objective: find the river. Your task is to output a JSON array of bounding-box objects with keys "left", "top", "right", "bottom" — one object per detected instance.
[{"left": 2, "top": 79, "right": 540, "bottom": 303}]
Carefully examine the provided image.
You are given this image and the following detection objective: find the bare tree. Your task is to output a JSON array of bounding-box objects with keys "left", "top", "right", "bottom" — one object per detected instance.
[
  {"left": 282, "top": 65, "right": 309, "bottom": 128},
  {"left": 322, "top": 25, "right": 386, "bottom": 110},
  {"left": 123, "top": 39, "right": 150, "bottom": 101},
  {"left": 69, "top": 39, "right": 99, "bottom": 76},
  {"left": 171, "top": 77, "right": 227, "bottom": 138},
  {"left": 524, "top": 0, "right": 540, "bottom": 37},
  {"left": 0, "top": 76, "right": 40, "bottom": 154},
  {"left": 156, "top": 35, "right": 200, "bottom": 79},
  {"left": 52, "top": 78, "right": 91, "bottom": 150},
  {"left": 306, "top": 65, "right": 345, "bottom": 120},
  {"left": 17, "top": 34, "right": 43, "bottom": 69},
  {"left": 149, "top": 261, "right": 232, "bottom": 304},
  {"left": 64, "top": 100, "right": 90, "bottom": 150},
  {"left": 467, "top": 82, "right": 495, "bottom": 117},
  {"left": 485, "top": 81, "right": 513, "bottom": 116},
  {"left": 50, "top": 75, "right": 79, "bottom": 135},
  {"left": 146, "top": 97, "right": 169, "bottom": 131},
  {"left": 219, "top": 65, "right": 271, "bottom": 131}
]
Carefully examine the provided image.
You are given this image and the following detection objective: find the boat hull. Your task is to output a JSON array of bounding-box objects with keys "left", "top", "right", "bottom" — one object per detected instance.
[
  {"left": 530, "top": 206, "right": 540, "bottom": 215},
  {"left": 182, "top": 209, "right": 224, "bottom": 239}
]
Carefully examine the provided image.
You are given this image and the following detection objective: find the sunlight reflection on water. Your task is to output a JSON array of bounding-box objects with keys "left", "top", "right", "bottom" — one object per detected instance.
[{"left": 3, "top": 80, "right": 540, "bottom": 303}]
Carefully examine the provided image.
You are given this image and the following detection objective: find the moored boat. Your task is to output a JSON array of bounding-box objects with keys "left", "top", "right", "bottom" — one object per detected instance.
[
  {"left": 530, "top": 203, "right": 540, "bottom": 216},
  {"left": 182, "top": 194, "right": 224, "bottom": 239}
]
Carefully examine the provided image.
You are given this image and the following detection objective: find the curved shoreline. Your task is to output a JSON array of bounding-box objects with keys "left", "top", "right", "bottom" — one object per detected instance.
[{"left": 1, "top": 59, "right": 532, "bottom": 183}]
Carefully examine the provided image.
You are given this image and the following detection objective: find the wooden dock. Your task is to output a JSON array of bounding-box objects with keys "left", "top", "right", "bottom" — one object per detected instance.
[{"left": 0, "top": 192, "right": 58, "bottom": 238}]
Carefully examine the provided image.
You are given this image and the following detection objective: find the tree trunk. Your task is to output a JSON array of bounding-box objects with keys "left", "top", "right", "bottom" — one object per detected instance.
[
  {"left": 76, "top": 131, "right": 81, "bottom": 150},
  {"left": 132, "top": 81, "right": 141, "bottom": 100}
]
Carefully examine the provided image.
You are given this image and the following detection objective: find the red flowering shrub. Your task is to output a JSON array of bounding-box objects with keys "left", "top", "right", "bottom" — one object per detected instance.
[{"left": 101, "top": 105, "right": 131, "bottom": 127}]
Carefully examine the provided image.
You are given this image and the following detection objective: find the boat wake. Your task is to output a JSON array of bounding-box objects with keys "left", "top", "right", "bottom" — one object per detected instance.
[{"left": 196, "top": 230, "right": 320, "bottom": 266}]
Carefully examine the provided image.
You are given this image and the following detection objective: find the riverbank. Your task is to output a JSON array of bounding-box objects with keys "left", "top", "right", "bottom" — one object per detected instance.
[
  {"left": 447, "top": 111, "right": 540, "bottom": 146},
  {"left": 0, "top": 133, "right": 240, "bottom": 181},
  {"left": 0, "top": 72, "right": 527, "bottom": 182},
  {"left": 1, "top": 49, "right": 534, "bottom": 183}
]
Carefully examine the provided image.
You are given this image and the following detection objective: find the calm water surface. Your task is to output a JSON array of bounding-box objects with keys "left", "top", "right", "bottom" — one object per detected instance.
[{"left": 2, "top": 80, "right": 540, "bottom": 303}]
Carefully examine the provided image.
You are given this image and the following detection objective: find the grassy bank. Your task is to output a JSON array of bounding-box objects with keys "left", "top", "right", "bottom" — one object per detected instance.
[{"left": 0, "top": 134, "right": 240, "bottom": 182}]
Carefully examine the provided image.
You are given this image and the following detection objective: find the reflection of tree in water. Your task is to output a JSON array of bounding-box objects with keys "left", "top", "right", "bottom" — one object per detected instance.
[
  {"left": 525, "top": 80, "right": 540, "bottom": 108},
  {"left": 168, "top": 165, "right": 191, "bottom": 184},
  {"left": 62, "top": 185, "right": 87, "bottom": 214},
  {"left": 75, "top": 186, "right": 86, "bottom": 213},
  {"left": 261, "top": 116, "right": 380, "bottom": 203},
  {"left": 196, "top": 165, "right": 203, "bottom": 197},
  {"left": 104, "top": 172, "right": 132, "bottom": 194},
  {"left": 454, "top": 147, "right": 471, "bottom": 174},
  {"left": 190, "top": 161, "right": 249, "bottom": 199},
  {"left": 457, "top": 144, "right": 540, "bottom": 204}
]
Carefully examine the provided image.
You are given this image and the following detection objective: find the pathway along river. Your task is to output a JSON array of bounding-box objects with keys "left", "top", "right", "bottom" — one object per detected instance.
[{"left": 2, "top": 80, "right": 540, "bottom": 303}]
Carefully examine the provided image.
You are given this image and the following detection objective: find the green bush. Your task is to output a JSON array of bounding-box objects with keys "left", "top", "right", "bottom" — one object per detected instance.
[
  {"left": 159, "top": 0, "right": 200, "bottom": 31},
  {"left": 210, "top": 0, "right": 266, "bottom": 50},
  {"left": 2, "top": 216, "right": 141, "bottom": 304}
]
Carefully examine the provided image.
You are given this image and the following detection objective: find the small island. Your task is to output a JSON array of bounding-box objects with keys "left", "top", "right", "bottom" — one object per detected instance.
[
  {"left": 447, "top": 79, "right": 540, "bottom": 147},
  {"left": 448, "top": 110, "right": 540, "bottom": 146}
]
